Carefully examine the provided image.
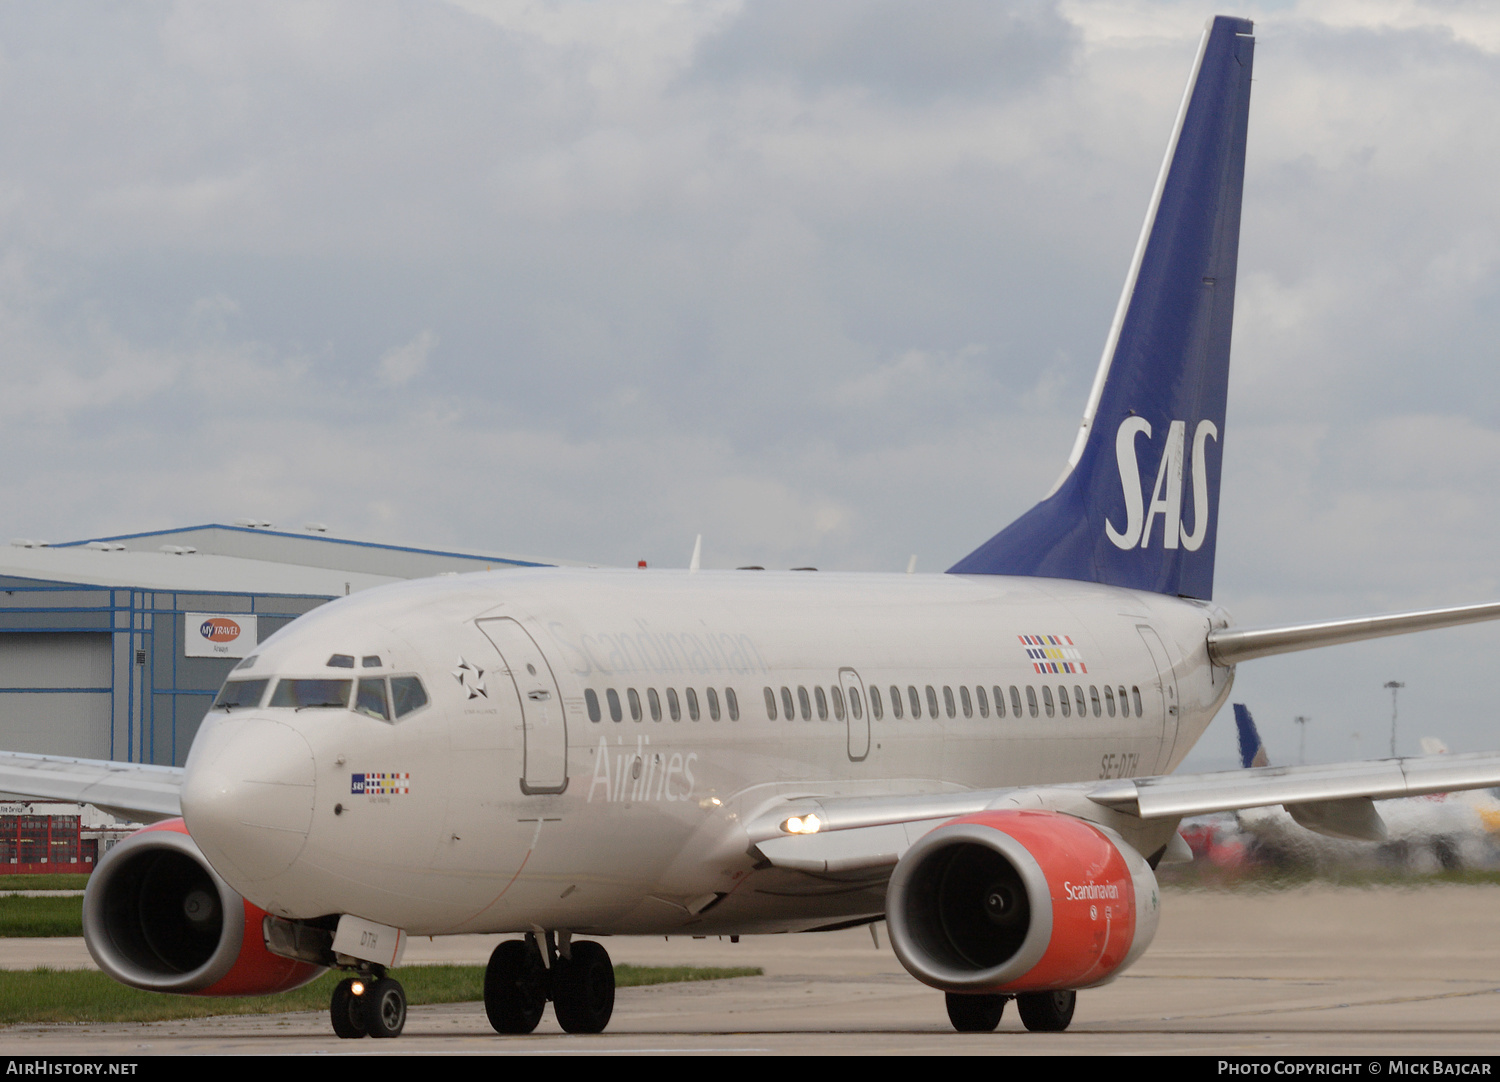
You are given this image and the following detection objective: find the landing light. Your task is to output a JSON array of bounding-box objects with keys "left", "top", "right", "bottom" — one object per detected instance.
[
  {"left": 350, "top": 981, "right": 365, "bottom": 996},
  {"left": 783, "top": 813, "right": 822, "bottom": 835}
]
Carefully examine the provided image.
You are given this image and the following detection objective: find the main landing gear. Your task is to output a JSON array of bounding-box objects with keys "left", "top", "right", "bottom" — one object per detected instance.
[
  {"left": 944, "top": 989, "right": 1076, "bottom": 1033},
  {"left": 485, "top": 932, "right": 616, "bottom": 1035},
  {"left": 329, "top": 972, "right": 407, "bottom": 1039}
]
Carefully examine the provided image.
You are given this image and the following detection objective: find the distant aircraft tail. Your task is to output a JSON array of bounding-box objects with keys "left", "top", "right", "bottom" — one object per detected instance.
[
  {"left": 950, "top": 15, "right": 1255, "bottom": 600},
  {"left": 1233, "top": 703, "right": 1270, "bottom": 769}
]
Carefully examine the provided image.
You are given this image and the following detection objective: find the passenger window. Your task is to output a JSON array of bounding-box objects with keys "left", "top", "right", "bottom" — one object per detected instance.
[
  {"left": 815, "top": 686, "right": 828, "bottom": 721},
  {"left": 764, "top": 687, "right": 778, "bottom": 720},
  {"left": 1132, "top": 687, "right": 1142, "bottom": 716},
  {"left": 797, "top": 686, "right": 811, "bottom": 720},
  {"left": 391, "top": 676, "right": 428, "bottom": 719},
  {"left": 926, "top": 686, "right": 939, "bottom": 718},
  {"left": 869, "top": 685, "right": 883, "bottom": 720},
  {"left": 687, "top": 687, "right": 701, "bottom": 721},
  {"left": 1118, "top": 686, "right": 1130, "bottom": 717},
  {"left": 781, "top": 687, "right": 794, "bottom": 721},
  {"left": 908, "top": 686, "right": 922, "bottom": 719},
  {"left": 1011, "top": 686, "right": 1023, "bottom": 717},
  {"left": 668, "top": 688, "right": 682, "bottom": 721},
  {"left": 1042, "top": 685, "right": 1054, "bottom": 718},
  {"left": 1105, "top": 686, "right": 1117, "bottom": 717},
  {"left": 707, "top": 687, "right": 721, "bottom": 721},
  {"left": 726, "top": 687, "right": 739, "bottom": 721},
  {"left": 942, "top": 686, "right": 955, "bottom": 719},
  {"left": 848, "top": 686, "right": 862, "bottom": 720},
  {"left": 628, "top": 688, "right": 642, "bottom": 722},
  {"left": 831, "top": 686, "right": 845, "bottom": 721},
  {"left": 890, "top": 686, "right": 903, "bottom": 719},
  {"left": 648, "top": 688, "right": 662, "bottom": 722},
  {"left": 993, "top": 686, "right": 1006, "bottom": 718},
  {"left": 607, "top": 688, "right": 623, "bottom": 723},
  {"left": 355, "top": 678, "right": 390, "bottom": 722},
  {"left": 960, "top": 686, "right": 972, "bottom": 718},
  {"left": 1075, "top": 686, "right": 1086, "bottom": 716},
  {"left": 585, "top": 688, "right": 601, "bottom": 723},
  {"left": 976, "top": 685, "right": 988, "bottom": 718},
  {"left": 1058, "top": 685, "right": 1070, "bottom": 717},
  {"left": 1026, "top": 685, "right": 1038, "bottom": 718},
  {"left": 1090, "top": 685, "right": 1101, "bottom": 717}
]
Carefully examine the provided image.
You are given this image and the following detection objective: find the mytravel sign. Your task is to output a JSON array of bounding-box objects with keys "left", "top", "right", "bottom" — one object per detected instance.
[{"left": 185, "top": 613, "right": 258, "bottom": 659}]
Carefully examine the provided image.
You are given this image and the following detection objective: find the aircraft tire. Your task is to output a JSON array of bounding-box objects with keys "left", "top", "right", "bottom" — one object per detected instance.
[
  {"left": 1017, "top": 990, "right": 1075, "bottom": 1032},
  {"left": 944, "top": 992, "right": 1007, "bottom": 1032},
  {"left": 361, "top": 977, "right": 407, "bottom": 1038},
  {"left": 485, "top": 940, "right": 546, "bottom": 1034},
  {"left": 552, "top": 940, "right": 616, "bottom": 1034},
  {"left": 330, "top": 978, "right": 367, "bottom": 1039}
]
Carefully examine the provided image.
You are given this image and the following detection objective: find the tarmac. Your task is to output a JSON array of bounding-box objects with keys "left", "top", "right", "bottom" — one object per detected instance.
[{"left": 1, "top": 883, "right": 1498, "bottom": 1055}]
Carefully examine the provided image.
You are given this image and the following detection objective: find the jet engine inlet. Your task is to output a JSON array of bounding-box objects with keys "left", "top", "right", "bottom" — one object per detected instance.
[
  {"left": 885, "top": 810, "right": 1158, "bottom": 994},
  {"left": 83, "top": 820, "right": 324, "bottom": 996}
]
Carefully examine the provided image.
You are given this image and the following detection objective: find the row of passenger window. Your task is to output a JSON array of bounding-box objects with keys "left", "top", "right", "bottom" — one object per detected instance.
[
  {"left": 763, "top": 682, "right": 1143, "bottom": 721},
  {"left": 585, "top": 686, "right": 741, "bottom": 723},
  {"left": 212, "top": 676, "right": 431, "bottom": 723}
]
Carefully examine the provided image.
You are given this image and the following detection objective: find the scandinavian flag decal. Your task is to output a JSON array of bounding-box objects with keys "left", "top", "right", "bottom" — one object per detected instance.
[{"left": 1019, "top": 634, "right": 1087, "bottom": 675}]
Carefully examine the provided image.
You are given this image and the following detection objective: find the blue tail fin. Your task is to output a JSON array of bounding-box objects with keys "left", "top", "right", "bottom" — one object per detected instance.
[
  {"left": 949, "top": 16, "right": 1254, "bottom": 600},
  {"left": 1232, "top": 703, "right": 1270, "bottom": 769}
]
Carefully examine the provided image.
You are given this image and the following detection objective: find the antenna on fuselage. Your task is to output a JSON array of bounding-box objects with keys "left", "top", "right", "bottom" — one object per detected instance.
[
  {"left": 689, "top": 534, "right": 702, "bottom": 573},
  {"left": 906, "top": 555, "right": 917, "bottom": 574}
]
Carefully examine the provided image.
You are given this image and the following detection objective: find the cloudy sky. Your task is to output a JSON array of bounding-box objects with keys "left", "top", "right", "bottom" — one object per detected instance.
[{"left": 0, "top": 0, "right": 1497, "bottom": 769}]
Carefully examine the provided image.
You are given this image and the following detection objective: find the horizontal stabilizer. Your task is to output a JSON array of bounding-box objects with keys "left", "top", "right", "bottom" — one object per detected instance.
[{"left": 1208, "top": 600, "right": 1500, "bottom": 665}]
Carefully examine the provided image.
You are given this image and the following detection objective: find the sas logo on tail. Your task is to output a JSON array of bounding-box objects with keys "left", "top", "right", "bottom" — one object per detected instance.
[
  {"left": 1105, "top": 418, "right": 1217, "bottom": 551},
  {"left": 199, "top": 618, "right": 242, "bottom": 643}
]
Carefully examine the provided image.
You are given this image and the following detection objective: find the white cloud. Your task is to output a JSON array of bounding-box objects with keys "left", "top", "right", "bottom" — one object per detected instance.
[{"left": 377, "top": 329, "right": 438, "bottom": 387}]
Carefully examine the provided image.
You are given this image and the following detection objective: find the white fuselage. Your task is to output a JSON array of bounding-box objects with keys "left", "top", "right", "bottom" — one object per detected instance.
[{"left": 180, "top": 568, "right": 1233, "bottom": 937}]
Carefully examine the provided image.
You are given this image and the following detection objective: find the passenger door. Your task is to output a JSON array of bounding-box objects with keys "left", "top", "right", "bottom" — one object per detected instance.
[{"left": 476, "top": 618, "right": 568, "bottom": 794}]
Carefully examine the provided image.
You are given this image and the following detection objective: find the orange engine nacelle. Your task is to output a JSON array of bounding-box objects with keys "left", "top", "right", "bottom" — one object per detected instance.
[
  {"left": 885, "top": 809, "right": 1159, "bottom": 993},
  {"left": 82, "top": 819, "right": 324, "bottom": 996}
]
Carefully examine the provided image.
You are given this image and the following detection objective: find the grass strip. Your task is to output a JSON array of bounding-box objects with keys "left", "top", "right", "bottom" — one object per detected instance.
[
  {"left": 0, "top": 963, "right": 761, "bottom": 1026},
  {"left": 0, "top": 875, "right": 90, "bottom": 892},
  {"left": 0, "top": 896, "right": 83, "bottom": 937}
]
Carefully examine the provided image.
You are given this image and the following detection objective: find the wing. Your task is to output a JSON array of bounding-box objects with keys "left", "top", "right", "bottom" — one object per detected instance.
[
  {"left": 749, "top": 750, "right": 1500, "bottom": 872},
  {"left": 0, "top": 751, "right": 182, "bottom": 823}
]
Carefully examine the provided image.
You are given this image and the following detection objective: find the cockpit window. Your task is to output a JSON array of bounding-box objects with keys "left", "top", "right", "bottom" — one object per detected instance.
[
  {"left": 391, "top": 676, "right": 428, "bottom": 719},
  {"left": 213, "top": 679, "right": 268, "bottom": 710},
  {"left": 233, "top": 655, "right": 258, "bottom": 672},
  {"left": 270, "top": 679, "right": 352, "bottom": 710},
  {"left": 327, "top": 654, "right": 355, "bottom": 669},
  {"left": 361, "top": 655, "right": 383, "bottom": 669},
  {"left": 355, "top": 678, "right": 390, "bottom": 721}
]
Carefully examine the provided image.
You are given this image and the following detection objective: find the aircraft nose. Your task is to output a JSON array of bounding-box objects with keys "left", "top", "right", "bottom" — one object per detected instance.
[{"left": 180, "top": 715, "right": 316, "bottom": 884}]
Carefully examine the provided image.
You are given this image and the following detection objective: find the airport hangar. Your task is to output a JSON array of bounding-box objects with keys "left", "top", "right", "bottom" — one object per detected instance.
[{"left": 0, "top": 523, "right": 559, "bottom": 768}]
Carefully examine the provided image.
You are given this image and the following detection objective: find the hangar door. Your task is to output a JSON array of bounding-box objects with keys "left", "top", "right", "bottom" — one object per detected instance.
[{"left": 0, "top": 634, "right": 112, "bottom": 759}]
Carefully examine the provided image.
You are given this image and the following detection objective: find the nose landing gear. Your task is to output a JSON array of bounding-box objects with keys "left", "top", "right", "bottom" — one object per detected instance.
[
  {"left": 328, "top": 971, "right": 407, "bottom": 1039},
  {"left": 484, "top": 932, "right": 616, "bottom": 1035}
]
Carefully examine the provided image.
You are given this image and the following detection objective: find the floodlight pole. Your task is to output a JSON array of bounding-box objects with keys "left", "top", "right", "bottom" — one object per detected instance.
[{"left": 1384, "top": 680, "right": 1405, "bottom": 757}]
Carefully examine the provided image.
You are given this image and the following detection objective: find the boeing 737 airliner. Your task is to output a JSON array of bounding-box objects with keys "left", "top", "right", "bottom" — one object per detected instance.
[{"left": 6, "top": 15, "right": 1500, "bottom": 1039}]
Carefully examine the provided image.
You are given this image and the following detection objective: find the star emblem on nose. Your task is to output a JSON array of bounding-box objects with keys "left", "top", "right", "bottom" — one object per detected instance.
[{"left": 452, "top": 658, "right": 487, "bottom": 699}]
